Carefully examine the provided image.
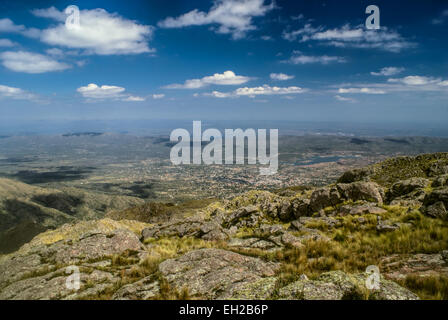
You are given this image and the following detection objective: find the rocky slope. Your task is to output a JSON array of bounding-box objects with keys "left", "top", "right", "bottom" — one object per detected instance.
[
  {"left": 0, "top": 178, "right": 144, "bottom": 253},
  {"left": 0, "top": 153, "right": 448, "bottom": 300}
]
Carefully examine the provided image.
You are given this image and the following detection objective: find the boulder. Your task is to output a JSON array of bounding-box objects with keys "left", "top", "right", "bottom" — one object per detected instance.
[
  {"left": 158, "top": 248, "right": 279, "bottom": 299},
  {"left": 292, "top": 199, "right": 311, "bottom": 218},
  {"left": 277, "top": 270, "right": 419, "bottom": 300},
  {"left": 388, "top": 178, "right": 430, "bottom": 199},
  {"left": 112, "top": 277, "right": 160, "bottom": 300},
  {"left": 381, "top": 252, "right": 448, "bottom": 281},
  {"left": 337, "top": 182, "right": 384, "bottom": 205},
  {"left": 421, "top": 188, "right": 448, "bottom": 220},
  {"left": 309, "top": 187, "right": 342, "bottom": 212},
  {"left": 433, "top": 174, "right": 448, "bottom": 187},
  {"left": 0, "top": 227, "right": 144, "bottom": 300},
  {"left": 423, "top": 201, "right": 447, "bottom": 220}
]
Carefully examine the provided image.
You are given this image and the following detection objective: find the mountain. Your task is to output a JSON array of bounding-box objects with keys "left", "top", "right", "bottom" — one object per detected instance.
[
  {"left": 0, "top": 153, "right": 447, "bottom": 300},
  {"left": 0, "top": 178, "right": 144, "bottom": 253}
]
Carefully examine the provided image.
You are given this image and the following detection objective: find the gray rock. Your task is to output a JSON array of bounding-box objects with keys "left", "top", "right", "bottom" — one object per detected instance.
[
  {"left": 309, "top": 187, "right": 342, "bottom": 212},
  {"left": 230, "top": 277, "right": 278, "bottom": 300},
  {"left": 142, "top": 219, "right": 229, "bottom": 242},
  {"left": 433, "top": 174, "right": 448, "bottom": 187},
  {"left": 278, "top": 270, "right": 419, "bottom": 300},
  {"left": 381, "top": 252, "right": 448, "bottom": 281},
  {"left": 158, "top": 248, "right": 279, "bottom": 299},
  {"left": 423, "top": 201, "right": 447, "bottom": 220},
  {"left": 337, "top": 182, "right": 384, "bottom": 205},
  {"left": 227, "top": 238, "right": 279, "bottom": 250},
  {"left": 292, "top": 199, "right": 311, "bottom": 218},
  {"left": 0, "top": 228, "right": 144, "bottom": 300},
  {"left": 112, "top": 277, "right": 160, "bottom": 300},
  {"left": 339, "top": 203, "right": 387, "bottom": 216},
  {"left": 389, "top": 178, "right": 430, "bottom": 199}
]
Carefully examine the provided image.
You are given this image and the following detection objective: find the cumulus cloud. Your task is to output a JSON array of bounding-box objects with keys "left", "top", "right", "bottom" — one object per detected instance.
[
  {"left": 165, "top": 71, "right": 251, "bottom": 89},
  {"left": 77, "top": 83, "right": 145, "bottom": 102},
  {"left": 152, "top": 94, "right": 165, "bottom": 99},
  {"left": 0, "top": 84, "right": 37, "bottom": 101},
  {"left": 338, "top": 88, "right": 386, "bottom": 94},
  {"left": 388, "top": 76, "right": 443, "bottom": 86},
  {"left": 284, "top": 51, "right": 345, "bottom": 65},
  {"left": 0, "top": 39, "right": 15, "bottom": 47},
  {"left": 0, "top": 51, "right": 70, "bottom": 73},
  {"left": 0, "top": 18, "right": 40, "bottom": 38},
  {"left": 32, "top": 7, "right": 154, "bottom": 55},
  {"left": 205, "top": 84, "right": 307, "bottom": 98},
  {"left": 283, "top": 23, "right": 415, "bottom": 53},
  {"left": 0, "top": 18, "right": 25, "bottom": 33},
  {"left": 371, "top": 67, "right": 405, "bottom": 76},
  {"left": 270, "top": 73, "right": 294, "bottom": 81},
  {"left": 158, "top": 0, "right": 274, "bottom": 39}
]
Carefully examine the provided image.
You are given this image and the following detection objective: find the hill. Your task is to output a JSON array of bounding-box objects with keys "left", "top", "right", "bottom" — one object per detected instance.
[
  {"left": 0, "top": 153, "right": 447, "bottom": 300},
  {"left": 0, "top": 178, "right": 144, "bottom": 253}
]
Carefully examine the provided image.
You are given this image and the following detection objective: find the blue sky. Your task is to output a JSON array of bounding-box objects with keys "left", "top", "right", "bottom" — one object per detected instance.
[{"left": 0, "top": 0, "right": 447, "bottom": 126}]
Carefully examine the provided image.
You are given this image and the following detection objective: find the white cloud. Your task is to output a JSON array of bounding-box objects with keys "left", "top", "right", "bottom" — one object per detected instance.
[
  {"left": 77, "top": 83, "right": 144, "bottom": 102},
  {"left": 152, "top": 94, "right": 165, "bottom": 99},
  {"left": 335, "top": 75, "right": 448, "bottom": 95},
  {"left": 338, "top": 88, "right": 386, "bottom": 94},
  {"left": 31, "top": 7, "right": 66, "bottom": 21},
  {"left": 388, "top": 76, "right": 442, "bottom": 86},
  {"left": 334, "top": 95, "right": 357, "bottom": 103},
  {"left": 0, "top": 18, "right": 40, "bottom": 38},
  {"left": 0, "top": 51, "right": 70, "bottom": 73},
  {"left": 206, "top": 84, "right": 307, "bottom": 98},
  {"left": 334, "top": 95, "right": 358, "bottom": 103},
  {"left": 45, "top": 48, "right": 64, "bottom": 57},
  {"left": 124, "top": 96, "right": 145, "bottom": 102},
  {"left": 0, "top": 84, "right": 37, "bottom": 101},
  {"left": 284, "top": 51, "right": 346, "bottom": 65},
  {"left": 284, "top": 23, "right": 415, "bottom": 53},
  {"left": 270, "top": 73, "right": 294, "bottom": 81},
  {"left": 371, "top": 67, "right": 405, "bottom": 76},
  {"left": 432, "top": 9, "right": 448, "bottom": 25},
  {"left": 0, "top": 18, "right": 25, "bottom": 33},
  {"left": 158, "top": 0, "right": 274, "bottom": 39},
  {"left": 0, "top": 39, "right": 15, "bottom": 47},
  {"left": 33, "top": 7, "right": 154, "bottom": 55},
  {"left": 165, "top": 70, "right": 251, "bottom": 89}
]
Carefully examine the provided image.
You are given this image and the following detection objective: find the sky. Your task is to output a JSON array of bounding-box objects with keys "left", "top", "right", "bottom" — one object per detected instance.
[{"left": 0, "top": 0, "right": 447, "bottom": 128}]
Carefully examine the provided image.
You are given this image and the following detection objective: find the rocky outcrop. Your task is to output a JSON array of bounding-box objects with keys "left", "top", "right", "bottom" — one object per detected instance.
[
  {"left": 141, "top": 218, "right": 229, "bottom": 242},
  {"left": 112, "top": 277, "right": 160, "bottom": 300},
  {"left": 277, "top": 271, "right": 419, "bottom": 300},
  {"left": 336, "top": 182, "right": 384, "bottom": 205},
  {"left": 381, "top": 252, "right": 448, "bottom": 281},
  {"left": 0, "top": 219, "right": 147, "bottom": 300},
  {"left": 158, "top": 248, "right": 279, "bottom": 299},
  {"left": 389, "top": 178, "right": 430, "bottom": 197},
  {"left": 421, "top": 188, "right": 448, "bottom": 220}
]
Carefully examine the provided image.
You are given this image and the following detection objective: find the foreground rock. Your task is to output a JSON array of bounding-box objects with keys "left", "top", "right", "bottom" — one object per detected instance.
[
  {"left": 158, "top": 248, "right": 279, "bottom": 299},
  {"left": 0, "top": 219, "right": 148, "bottom": 300},
  {"left": 381, "top": 251, "right": 448, "bottom": 281},
  {"left": 277, "top": 271, "right": 419, "bottom": 300}
]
